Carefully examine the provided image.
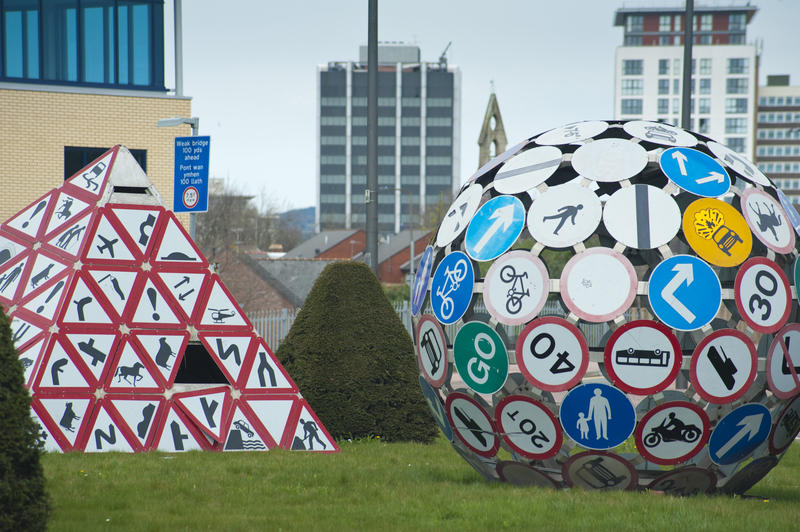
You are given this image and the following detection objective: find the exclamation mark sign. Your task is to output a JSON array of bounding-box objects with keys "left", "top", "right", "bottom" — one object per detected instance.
[
  {"left": 36, "top": 280, "right": 65, "bottom": 313},
  {"left": 147, "top": 287, "right": 160, "bottom": 321},
  {"left": 22, "top": 200, "right": 47, "bottom": 229}
]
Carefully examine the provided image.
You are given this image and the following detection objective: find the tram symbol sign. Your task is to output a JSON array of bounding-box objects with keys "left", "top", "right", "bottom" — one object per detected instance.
[
  {"left": 659, "top": 147, "right": 731, "bottom": 197},
  {"left": 411, "top": 246, "right": 434, "bottom": 316},
  {"left": 560, "top": 383, "right": 636, "bottom": 450},
  {"left": 464, "top": 195, "right": 525, "bottom": 262},
  {"left": 430, "top": 251, "right": 474, "bottom": 325},
  {"left": 708, "top": 403, "right": 771, "bottom": 465},
  {"left": 453, "top": 321, "right": 509, "bottom": 395},
  {"left": 647, "top": 255, "right": 721, "bottom": 331}
]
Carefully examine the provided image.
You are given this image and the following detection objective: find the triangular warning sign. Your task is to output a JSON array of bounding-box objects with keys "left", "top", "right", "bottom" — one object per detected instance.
[
  {"left": 173, "top": 386, "right": 232, "bottom": 442},
  {"left": 1, "top": 145, "right": 336, "bottom": 454}
]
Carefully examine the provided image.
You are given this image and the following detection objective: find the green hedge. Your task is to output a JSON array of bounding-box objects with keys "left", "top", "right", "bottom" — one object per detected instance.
[
  {"left": 277, "top": 262, "right": 437, "bottom": 443},
  {"left": 0, "top": 311, "right": 49, "bottom": 532}
]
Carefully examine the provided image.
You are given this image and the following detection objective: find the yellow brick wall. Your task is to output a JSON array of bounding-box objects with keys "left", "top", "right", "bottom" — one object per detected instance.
[{"left": 0, "top": 87, "right": 192, "bottom": 229}]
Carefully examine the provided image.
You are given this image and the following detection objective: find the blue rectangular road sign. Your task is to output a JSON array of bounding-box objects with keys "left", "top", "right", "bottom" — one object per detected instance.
[{"left": 173, "top": 136, "right": 210, "bottom": 213}]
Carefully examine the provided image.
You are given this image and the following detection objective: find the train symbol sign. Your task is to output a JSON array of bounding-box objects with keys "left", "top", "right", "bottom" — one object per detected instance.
[
  {"left": 647, "top": 255, "right": 721, "bottom": 331},
  {"left": 464, "top": 195, "right": 525, "bottom": 262},
  {"left": 708, "top": 403, "right": 771, "bottom": 465},
  {"left": 560, "top": 383, "right": 635, "bottom": 450},
  {"left": 659, "top": 147, "right": 731, "bottom": 197}
]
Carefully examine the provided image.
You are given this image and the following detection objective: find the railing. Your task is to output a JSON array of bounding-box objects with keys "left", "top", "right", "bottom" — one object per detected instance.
[{"left": 247, "top": 307, "right": 299, "bottom": 351}]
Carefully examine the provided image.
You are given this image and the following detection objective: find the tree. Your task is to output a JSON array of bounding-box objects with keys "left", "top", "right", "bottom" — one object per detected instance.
[
  {"left": 276, "top": 262, "right": 437, "bottom": 443},
  {"left": 0, "top": 310, "right": 49, "bottom": 532}
]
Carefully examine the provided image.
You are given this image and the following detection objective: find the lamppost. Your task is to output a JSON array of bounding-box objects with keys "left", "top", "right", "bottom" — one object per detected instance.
[
  {"left": 379, "top": 185, "right": 417, "bottom": 279},
  {"left": 157, "top": 116, "right": 200, "bottom": 238}
]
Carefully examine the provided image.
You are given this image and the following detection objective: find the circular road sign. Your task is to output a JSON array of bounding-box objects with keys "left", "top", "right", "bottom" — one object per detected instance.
[
  {"left": 690, "top": 329, "right": 757, "bottom": 404},
  {"left": 777, "top": 188, "right": 800, "bottom": 237},
  {"left": 453, "top": 321, "right": 509, "bottom": 395},
  {"left": 528, "top": 184, "right": 602, "bottom": 248},
  {"left": 769, "top": 394, "right": 800, "bottom": 455},
  {"left": 515, "top": 317, "right": 589, "bottom": 392},
  {"left": 766, "top": 323, "right": 800, "bottom": 399},
  {"left": 415, "top": 314, "right": 448, "bottom": 387},
  {"left": 682, "top": 198, "right": 752, "bottom": 268},
  {"left": 497, "top": 462, "right": 558, "bottom": 488},
  {"left": 740, "top": 187, "right": 795, "bottom": 254},
  {"left": 430, "top": 251, "right": 474, "bottom": 325},
  {"left": 634, "top": 401, "right": 710, "bottom": 465},
  {"left": 708, "top": 403, "right": 771, "bottom": 465},
  {"left": 411, "top": 246, "right": 434, "bottom": 316},
  {"left": 445, "top": 392, "right": 499, "bottom": 457},
  {"left": 495, "top": 395, "right": 562, "bottom": 459},
  {"left": 562, "top": 451, "right": 638, "bottom": 491},
  {"left": 648, "top": 468, "right": 716, "bottom": 496},
  {"left": 734, "top": 257, "right": 791, "bottom": 334},
  {"left": 182, "top": 186, "right": 200, "bottom": 209},
  {"left": 436, "top": 183, "right": 483, "bottom": 248},
  {"left": 464, "top": 195, "right": 526, "bottom": 262},
  {"left": 560, "top": 247, "right": 638, "bottom": 323},
  {"left": 602, "top": 184, "right": 681, "bottom": 249},
  {"left": 604, "top": 320, "right": 682, "bottom": 395},
  {"left": 571, "top": 138, "right": 648, "bottom": 183},
  {"left": 418, "top": 376, "right": 453, "bottom": 442},
  {"left": 560, "top": 382, "right": 636, "bottom": 451},
  {"left": 483, "top": 250, "right": 549, "bottom": 326},
  {"left": 492, "top": 145, "right": 562, "bottom": 194},
  {"left": 623, "top": 120, "right": 698, "bottom": 147},
  {"left": 659, "top": 147, "right": 731, "bottom": 197},
  {"left": 647, "top": 254, "right": 721, "bottom": 331},
  {"left": 707, "top": 141, "right": 771, "bottom": 186},
  {"left": 535, "top": 120, "right": 609, "bottom": 145}
]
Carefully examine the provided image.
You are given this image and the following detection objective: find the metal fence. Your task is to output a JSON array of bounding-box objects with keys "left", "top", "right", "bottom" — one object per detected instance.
[{"left": 248, "top": 308, "right": 299, "bottom": 351}]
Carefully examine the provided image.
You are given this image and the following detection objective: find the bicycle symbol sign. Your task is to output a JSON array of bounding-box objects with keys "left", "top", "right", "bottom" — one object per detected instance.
[
  {"left": 430, "top": 251, "right": 474, "bottom": 325},
  {"left": 483, "top": 250, "right": 548, "bottom": 326}
]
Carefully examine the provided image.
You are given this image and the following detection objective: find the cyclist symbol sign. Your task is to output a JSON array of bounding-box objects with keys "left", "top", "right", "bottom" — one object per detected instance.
[
  {"left": 430, "top": 251, "right": 474, "bottom": 325},
  {"left": 482, "top": 250, "right": 549, "bottom": 326}
]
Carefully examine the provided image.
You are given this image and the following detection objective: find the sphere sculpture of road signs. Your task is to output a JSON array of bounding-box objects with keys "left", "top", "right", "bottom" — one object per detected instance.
[{"left": 413, "top": 120, "right": 800, "bottom": 495}]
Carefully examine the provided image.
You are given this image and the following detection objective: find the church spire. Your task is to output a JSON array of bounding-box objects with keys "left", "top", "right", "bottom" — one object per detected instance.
[{"left": 477, "top": 85, "right": 508, "bottom": 168}]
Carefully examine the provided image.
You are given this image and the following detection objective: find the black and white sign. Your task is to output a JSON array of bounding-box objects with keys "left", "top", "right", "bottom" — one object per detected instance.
[
  {"left": 527, "top": 184, "right": 602, "bottom": 248},
  {"left": 734, "top": 257, "right": 791, "bottom": 334},
  {"left": 602, "top": 184, "right": 680, "bottom": 249},
  {"left": 690, "top": 329, "right": 757, "bottom": 404},
  {"left": 766, "top": 324, "right": 800, "bottom": 399},
  {"left": 571, "top": 138, "right": 648, "bottom": 183},
  {"left": 563, "top": 451, "right": 637, "bottom": 491},
  {"left": 707, "top": 141, "right": 771, "bottom": 186},
  {"left": 634, "top": 401, "right": 710, "bottom": 465},
  {"left": 740, "top": 188, "right": 795, "bottom": 254},
  {"left": 560, "top": 248, "right": 637, "bottom": 322},
  {"left": 493, "top": 145, "right": 562, "bottom": 193},
  {"left": 482, "top": 250, "right": 549, "bottom": 325},
  {"left": 515, "top": 317, "right": 588, "bottom": 391},
  {"left": 604, "top": 320, "right": 682, "bottom": 395},
  {"left": 436, "top": 183, "right": 483, "bottom": 248},
  {"left": 535, "top": 120, "right": 609, "bottom": 145},
  {"left": 623, "top": 120, "right": 698, "bottom": 147},
  {"left": 495, "top": 395, "right": 562, "bottom": 459},
  {"left": 445, "top": 392, "right": 499, "bottom": 457},
  {"left": 415, "top": 314, "right": 448, "bottom": 387},
  {"left": 769, "top": 394, "right": 800, "bottom": 455}
]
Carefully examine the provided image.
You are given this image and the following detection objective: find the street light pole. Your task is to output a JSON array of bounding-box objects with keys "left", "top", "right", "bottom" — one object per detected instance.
[
  {"left": 366, "top": 0, "right": 379, "bottom": 274},
  {"left": 157, "top": 116, "right": 200, "bottom": 239},
  {"left": 681, "top": 0, "right": 694, "bottom": 130}
]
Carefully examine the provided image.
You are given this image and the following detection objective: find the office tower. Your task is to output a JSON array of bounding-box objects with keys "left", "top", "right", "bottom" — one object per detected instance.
[
  {"left": 755, "top": 75, "right": 800, "bottom": 205},
  {"left": 317, "top": 44, "right": 461, "bottom": 234},
  {"left": 613, "top": 4, "right": 758, "bottom": 158}
]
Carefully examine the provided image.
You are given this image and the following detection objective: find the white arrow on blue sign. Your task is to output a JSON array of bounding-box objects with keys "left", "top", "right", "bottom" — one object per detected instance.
[
  {"left": 708, "top": 403, "right": 771, "bottom": 465},
  {"left": 411, "top": 246, "right": 435, "bottom": 316},
  {"left": 464, "top": 195, "right": 525, "bottom": 262},
  {"left": 647, "top": 255, "right": 722, "bottom": 331},
  {"left": 659, "top": 147, "right": 730, "bottom": 197}
]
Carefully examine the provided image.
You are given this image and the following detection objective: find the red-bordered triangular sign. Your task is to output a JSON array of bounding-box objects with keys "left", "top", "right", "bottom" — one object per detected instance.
[
  {"left": 239, "top": 337, "right": 297, "bottom": 393},
  {"left": 20, "top": 269, "right": 73, "bottom": 323},
  {"left": 154, "top": 270, "right": 208, "bottom": 322},
  {"left": 84, "top": 267, "right": 139, "bottom": 319},
  {"left": 43, "top": 210, "right": 94, "bottom": 260},
  {"left": 17, "top": 334, "right": 49, "bottom": 390},
  {"left": 239, "top": 394, "right": 297, "bottom": 450},
  {"left": 2, "top": 191, "right": 55, "bottom": 242},
  {"left": 283, "top": 400, "right": 339, "bottom": 453},
  {"left": 0, "top": 251, "right": 31, "bottom": 305},
  {"left": 0, "top": 230, "right": 30, "bottom": 272},
  {"left": 172, "top": 386, "right": 233, "bottom": 443},
  {"left": 198, "top": 332, "right": 254, "bottom": 385},
  {"left": 59, "top": 271, "right": 119, "bottom": 326},
  {"left": 107, "top": 204, "right": 165, "bottom": 258},
  {"left": 31, "top": 395, "right": 95, "bottom": 452},
  {"left": 43, "top": 191, "right": 92, "bottom": 239},
  {"left": 151, "top": 212, "right": 208, "bottom": 268},
  {"left": 33, "top": 334, "right": 97, "bottom": 395},
  {"left": 104, "top": 335, "right": 165, "bottom": 394},
  {"left": 106, "top": 395, "right": 165, "bottom": 450},
  {"left": 125, "top": 273, "right": 184, "bottom": 329},
  {"left": 63, "top": 147, "right": 118, "bottom": 201},
  {"left": 78, "top": 399, "right": 139, "bottom": 452},
  {"left": 82, "top": 208, "right": 141, "bottom": 266},
  {"left": 152, "top": 402, "right": 213, "bottom": 452},
  {"left": 60, "top": 327, "right": 120, "bottom": 385},
  {"left": 17, "top": 249, "right": 72, "bottom": 302},
  {"left": 8, "top": 311, "right": 45, "bottom": 352},
  {"left": 129, "top": 330, "right": 189, "bottom": 387},
  {"left": 220, "top": 400, "right": 276, "bottom": 451},
  {"left": 194, "top": 275, "right": 251, "bottom": 330}
]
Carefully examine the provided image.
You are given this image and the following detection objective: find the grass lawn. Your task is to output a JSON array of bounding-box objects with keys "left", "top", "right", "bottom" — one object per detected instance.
[{"left": 43, "top": 437, "right": 800, "bottom": 531}]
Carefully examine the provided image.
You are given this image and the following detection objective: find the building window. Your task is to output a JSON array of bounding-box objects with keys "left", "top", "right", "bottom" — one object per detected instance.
[
  {"left": 658, "top": 59, "right": 670, "bottom": 75},
  {"left": 672, "top": 98, "right": 680, "bottom": 114},
  {"left": 698, "top": 118, "right": 709, "bottom": 133},
  {"left": 659, "top": 35, "right": 673, "bottom": 45},
  {"left": 626, "top": 15, "right": 643, "bottom": 32},
  {"left": 699, "top": 78, "right": 711, "bottom": 94},
  {"left": 674, "top": 14, "right": 682, "bottom": 31},
  {"left": 621, "top": 79, "right": 643, "bottom": 95},
  {"left": 620, "top": 99, "right": 642, "bottom": 115},
  {"left": 698, "top": 98, "right": 711, "bottom": 114},
  {"left": 725, "top": 98, "right": 748, "bottom": 113},
  {"left": 726, "top": 138, "right": 746, "bottom": 153},
  {"left": 622, "top": 59, "right": 643, "bottom": 75},
  {"left": 659, "top": 15, "right": 671, "bottom": 32},
  {"left": 2, "top": 0, "right": 165, "bottom": 90},
  {"left": 725, "top": 118, "right": 747, "bottom": 134},
  {"left": 699, "top": 14, "right": 712, "bottom": 31},
  {"left": 658, "top": 79, "right": 670, "bottom": 95},
  {"left": 727, "top": 58, "right": 749, "bottom": 74},
  {"left": 729, "top": 34, "right": 745, "bottom": 45},
  {"left": 65, "top": 146, "right": 145, "bottom": 178},
  {"left": 699, "top": 58, "right": 712, "bottom": 75},
  {"left": 696, "top": 34, "right": 711, "bottom": 45},
  {"left": 657, "top": 98, "right": 669, "bottom": 114},
  {"left": 624, "top": 35, "right": 642, "bottom": 46},
  {"left": 729, "top": 13, "right": 746, "bottom": 31},
  {"left": 726, "top": 78, "right": 748, "bottom": 94},
  {"left": 673, "top": 79, "right": 680, "bottom": 95}
]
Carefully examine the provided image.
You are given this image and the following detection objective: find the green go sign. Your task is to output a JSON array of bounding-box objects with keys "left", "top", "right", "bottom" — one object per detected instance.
[{"left": 454, "top": 321, "right": 508, "bottom": 394}]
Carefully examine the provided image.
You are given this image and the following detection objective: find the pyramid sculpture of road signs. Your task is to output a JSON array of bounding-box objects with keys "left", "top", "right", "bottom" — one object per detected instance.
[{"left": 1, "top": 146, "right": 338, "bottom": 453}]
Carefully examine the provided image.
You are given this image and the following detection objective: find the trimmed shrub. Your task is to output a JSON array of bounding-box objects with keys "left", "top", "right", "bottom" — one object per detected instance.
[
  {"left": 277, "top": 262, "right": 437, "bottom": 443},
  {"left": 0, "top": 311, "right": 49, "bottom": 531}
]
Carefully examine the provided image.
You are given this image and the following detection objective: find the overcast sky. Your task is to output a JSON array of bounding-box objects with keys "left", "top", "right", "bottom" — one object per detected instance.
[{"left": 174, "top": 1, "right": 800, "bottom": 211}]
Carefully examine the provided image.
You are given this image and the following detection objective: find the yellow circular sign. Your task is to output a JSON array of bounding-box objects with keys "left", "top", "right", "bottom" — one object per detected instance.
[{"left": 682, "top": 198, "right": 752, "bottom": 267}]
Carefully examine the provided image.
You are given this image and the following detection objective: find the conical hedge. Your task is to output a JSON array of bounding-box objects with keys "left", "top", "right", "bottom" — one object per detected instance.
[
  {"left": 0, "top": 311, "right": 50, "bottom": 532},
  {"left": 277, "top": 262, "right": 437, "bottom": 443}
]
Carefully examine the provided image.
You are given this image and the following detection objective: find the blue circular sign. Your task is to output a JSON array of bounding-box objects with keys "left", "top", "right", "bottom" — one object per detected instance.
[
  {"left": 560, "top": 383, "right": 636, "bottom": 450},
  {"left": 464, "top": 195, "right": 525, "bottom": 262},
  {"left": 708, "top": 403, "right": 771, "bottom": 465},
  {"left": 647, "top": 255, "right": 721, "bottom": 331},
  {"left": 411, "top": 246, "right": 434, "bottom": 316},
  {"left": 430, "top": 251, "right": 474, "bottom": 324},
  {"left": 419, "top": 376, "right": 453, "bottom": 441},
  {"left": 659, "top": 147, "right": 731, "bottom": 197}
]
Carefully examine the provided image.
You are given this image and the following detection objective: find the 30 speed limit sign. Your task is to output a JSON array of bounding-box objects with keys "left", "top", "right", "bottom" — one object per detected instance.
[{"left": 734, "top": 257, "right": 791, "bottom": 334}]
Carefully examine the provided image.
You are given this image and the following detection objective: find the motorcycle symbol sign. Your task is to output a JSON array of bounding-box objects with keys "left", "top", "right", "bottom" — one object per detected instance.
[
  {"left": 430, "top": 251, "right": 474, "bottom": 325},
  {"left": 635, "top": 401, "right": 710, "bottom": 465}
]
